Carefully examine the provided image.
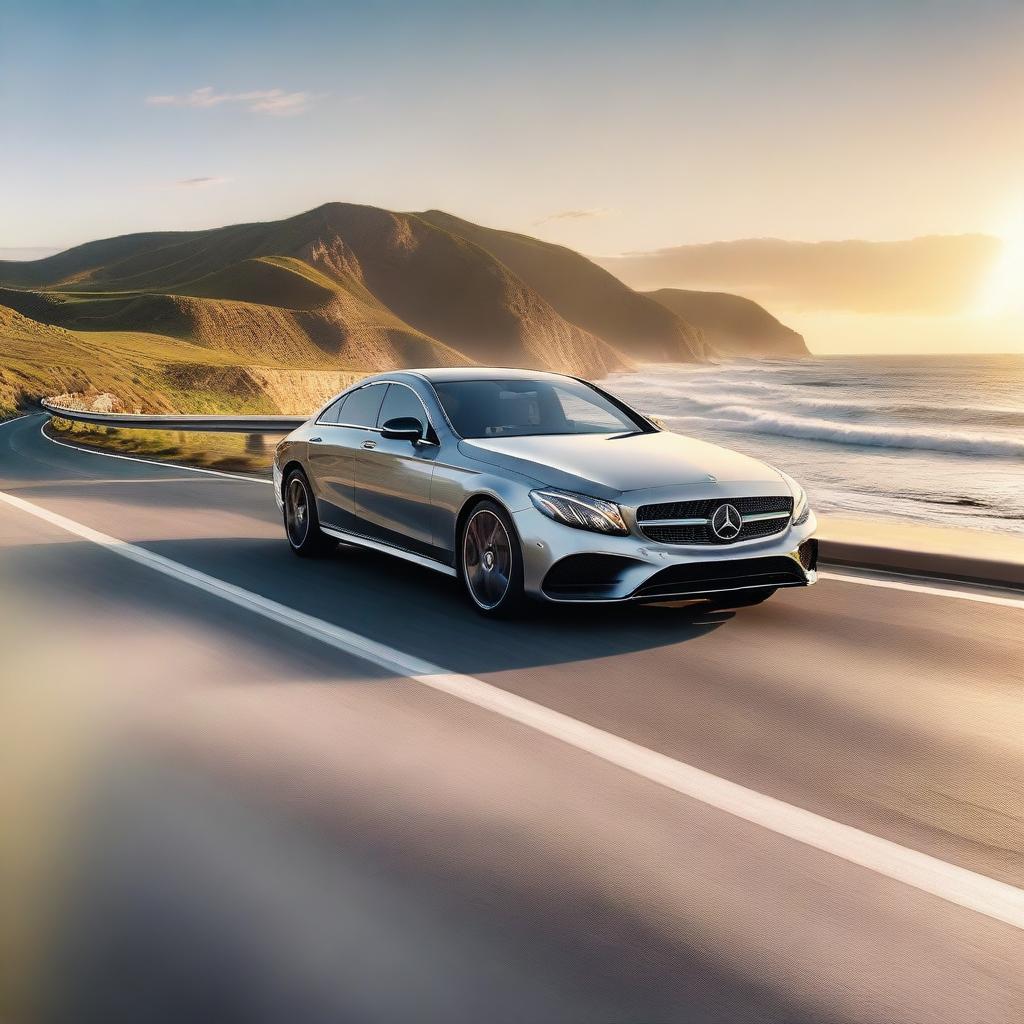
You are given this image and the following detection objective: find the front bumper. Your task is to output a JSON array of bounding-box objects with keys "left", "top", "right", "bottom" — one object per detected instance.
[
  {"left": 272, "top": 462, "right": 284, "bottom": 511},
  {"left": 512, "top": 506, "right": 818, "bottom": 603}
]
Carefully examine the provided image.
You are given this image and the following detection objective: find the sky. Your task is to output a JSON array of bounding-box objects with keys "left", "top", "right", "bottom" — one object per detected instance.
[{"left": 1, "top": 0, "right": 1022, "bottom": 352}]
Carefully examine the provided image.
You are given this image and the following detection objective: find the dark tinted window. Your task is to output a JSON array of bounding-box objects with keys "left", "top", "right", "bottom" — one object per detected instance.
[
  {"left": 377, "top": 383, "right": 427, "bottom": 433},
  {"left": 433, "top": 379, "right": 641, "bottom": 438},
  {"left": 317, "top": 394, "right": 348, "bottom": 424},
  {"left": 339, "top": 383, "right": 386, "bottom": 428}
]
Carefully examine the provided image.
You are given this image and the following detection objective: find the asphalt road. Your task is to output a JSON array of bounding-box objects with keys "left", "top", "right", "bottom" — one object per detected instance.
[{"left": 1, "top": 413, "right": 1022, "bottom": 1024}]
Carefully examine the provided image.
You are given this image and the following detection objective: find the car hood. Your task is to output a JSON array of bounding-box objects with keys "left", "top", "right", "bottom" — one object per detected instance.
[{"left": 458, "top": 430, "right": 787, "bottom": 499}]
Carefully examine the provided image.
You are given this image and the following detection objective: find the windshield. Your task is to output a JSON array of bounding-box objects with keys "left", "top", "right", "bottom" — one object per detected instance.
[{"left": 433, "top": 378, "right": 646, "bottom": 439}]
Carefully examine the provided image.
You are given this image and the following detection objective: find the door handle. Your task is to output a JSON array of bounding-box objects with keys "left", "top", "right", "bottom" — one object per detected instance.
[
  {"left": 309, "top": 437, "right": 323, "bottom": 443},
  {"left": 361, "top": 439, "right": 377, "bottom": 450}
]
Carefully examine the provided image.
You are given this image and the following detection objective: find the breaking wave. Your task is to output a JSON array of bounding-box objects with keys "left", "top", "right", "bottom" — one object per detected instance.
[
  {"left": 666, "top": 406, "right": 1024, "bottom": 458},
  {"left": 639, "top": 389, "right": 1024, "bottom": 427}
]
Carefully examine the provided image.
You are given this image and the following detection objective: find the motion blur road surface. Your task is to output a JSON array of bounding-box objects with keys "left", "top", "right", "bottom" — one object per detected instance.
[{"left": 2, "top": 414, "right": 1022, "bottom": 1023}]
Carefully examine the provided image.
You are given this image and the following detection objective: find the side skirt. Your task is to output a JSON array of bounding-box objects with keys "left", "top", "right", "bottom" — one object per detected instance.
[{"left": 320, "top": 525, "right": 457, "bottom": 578}]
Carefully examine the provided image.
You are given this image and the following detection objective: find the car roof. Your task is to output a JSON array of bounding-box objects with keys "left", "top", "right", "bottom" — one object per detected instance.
[{"left": 403, "top": 366, "right": 577, "bottom": 384}]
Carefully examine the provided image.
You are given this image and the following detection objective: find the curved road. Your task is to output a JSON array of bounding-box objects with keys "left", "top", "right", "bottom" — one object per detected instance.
[{"left": 2, "top": 413, "right": 1022, "bottom": 1023}]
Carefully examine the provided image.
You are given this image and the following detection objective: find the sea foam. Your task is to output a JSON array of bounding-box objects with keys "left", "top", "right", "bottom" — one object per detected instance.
[{"left": 666, "top": 407, "right": 1024, "bottom": 458}]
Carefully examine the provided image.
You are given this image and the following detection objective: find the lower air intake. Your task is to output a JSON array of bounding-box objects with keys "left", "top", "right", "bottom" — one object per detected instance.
[
  {"left": 633, "top": 556, "right": 808, "bottom": 600},
  {"left": 542, "top": 554, "right": 646, "bottom": 600},
  {"left": 798, "top": 539, "right": 818, "bottom": 571}
]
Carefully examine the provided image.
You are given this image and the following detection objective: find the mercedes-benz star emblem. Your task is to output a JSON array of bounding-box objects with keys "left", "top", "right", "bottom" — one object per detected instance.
[{"left": 710, "top": 503, "right": 742, "bottom": 541}]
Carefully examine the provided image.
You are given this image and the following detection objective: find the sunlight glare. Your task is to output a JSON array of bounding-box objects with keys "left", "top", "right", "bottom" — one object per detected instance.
[{"left": 976, "top": 204, "right": 1024, "bottom": 316}]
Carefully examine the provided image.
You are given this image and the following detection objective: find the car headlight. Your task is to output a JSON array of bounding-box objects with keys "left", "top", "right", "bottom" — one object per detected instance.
[
  {"left": 529, "top": 488, "right": 628, "bottom": 535},
  {"left": 791, "top": 483, "right": 810, "bottom": 526},
  {"left": 775, "top": 469, "right": 810, "bottom": 526}
]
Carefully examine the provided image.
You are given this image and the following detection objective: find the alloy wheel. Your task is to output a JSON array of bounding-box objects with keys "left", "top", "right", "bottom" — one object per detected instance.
[
  {"left": 285, "top": 476, "right": 310, "bottom": 548},
  {"left": 463, "top": 509, "right": 513, "bottom": 610}
]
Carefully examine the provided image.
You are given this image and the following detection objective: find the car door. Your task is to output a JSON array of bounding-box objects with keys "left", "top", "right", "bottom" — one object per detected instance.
[
  {"left": 307, "top": 382, "right": 387, "bottom": 531},
  {"left": 353, "top": 382, "right": 439, "bottom": 558}
]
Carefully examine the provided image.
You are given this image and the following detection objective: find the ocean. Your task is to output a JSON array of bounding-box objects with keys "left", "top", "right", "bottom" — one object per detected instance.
[{"left": 602, "top": 355, "right": 1024, "bottom": 535}]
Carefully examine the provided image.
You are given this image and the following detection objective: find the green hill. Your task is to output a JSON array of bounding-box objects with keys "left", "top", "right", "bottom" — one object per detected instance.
[{"left": 0, "top": 201, "right": 714, "bottom": 417}]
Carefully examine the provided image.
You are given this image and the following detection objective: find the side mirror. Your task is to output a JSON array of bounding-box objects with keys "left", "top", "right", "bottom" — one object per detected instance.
[{"left": 380, "top": 416, "right": 424, "bottom": 443}]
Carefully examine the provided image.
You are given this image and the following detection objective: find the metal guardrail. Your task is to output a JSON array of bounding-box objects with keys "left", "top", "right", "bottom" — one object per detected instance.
[{"left": 41, "top": 400, "right": 307, "bottom": 434}]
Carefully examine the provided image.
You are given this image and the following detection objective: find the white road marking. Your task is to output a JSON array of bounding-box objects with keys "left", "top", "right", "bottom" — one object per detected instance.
[
  {"left": 40, "top": 421, "right": 273, "bottom": 485},
  {"left": 819, "top": 569, "right": 1024, "bottom": 609},
  {"left": 1, "top": 484, "right": 1023, "bottom": 932}
]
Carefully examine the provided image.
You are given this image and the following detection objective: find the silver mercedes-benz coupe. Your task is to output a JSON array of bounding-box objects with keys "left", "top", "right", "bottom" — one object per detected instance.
[{"left": 274, "top": 368, "right": 818, "bottom": 616}]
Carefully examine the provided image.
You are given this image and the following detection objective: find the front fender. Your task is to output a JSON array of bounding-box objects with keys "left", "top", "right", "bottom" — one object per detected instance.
[{"left": 429, "top": 457, "right": 542, "bottom": 565}]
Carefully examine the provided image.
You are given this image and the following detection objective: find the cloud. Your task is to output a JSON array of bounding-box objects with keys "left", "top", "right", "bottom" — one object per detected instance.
[
  {"left": 596, "top": 235, "right": 1002, "bottom": 315},
  {"left": 146, "top": 86, "right": 318, "bottom": 117},
  {"left": 175, "top": 176, "right": 230, "bottom": 188},
  {"left": 534, "top": 208, "right": 613, "bottom": 226}
]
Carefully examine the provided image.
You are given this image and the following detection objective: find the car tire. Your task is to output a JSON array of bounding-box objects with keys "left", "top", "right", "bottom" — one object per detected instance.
[
  {"left": 707, "top": 587, "right": 777, "bottom": 609},
  {"left": 283, "top": 468, "right": 335, "bottom": 558},
  {"left": 459, "top": 499, "right": 527, "bottom": 618}
]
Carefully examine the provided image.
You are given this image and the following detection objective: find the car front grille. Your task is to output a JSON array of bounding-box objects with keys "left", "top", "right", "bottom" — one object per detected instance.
[
  {"left": 636, "top": 495, "right": 793, "bottom": 545},
  {"left": 638, "top": 523, "right": 708, "bottom": 545}
]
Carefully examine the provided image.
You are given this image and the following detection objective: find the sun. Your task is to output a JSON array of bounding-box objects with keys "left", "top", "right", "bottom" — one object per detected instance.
[{"left": 975, "top": 204, "right": 1024, "bottom": 317}]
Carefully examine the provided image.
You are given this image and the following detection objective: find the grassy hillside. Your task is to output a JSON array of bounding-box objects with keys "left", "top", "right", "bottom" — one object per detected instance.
[
  {"left": 0, "top": 203, "right": 654, "bottom": 419},
  {"left": 0, "top": 204, "right": 626, "bottom": 378},
  {"left": 0, "top": 304, "right": 362, "bottom": 419},
  {"left": 7, "top": 202, "right": 813, "bottom": 421},
  {"left": 646, "top": 288, "right": 808, "bottom": 357}
]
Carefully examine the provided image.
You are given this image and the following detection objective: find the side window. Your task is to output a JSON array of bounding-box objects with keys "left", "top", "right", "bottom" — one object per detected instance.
[
  {"left": 317, "top": 394, "right": 347, "bottom": 424},
  {"left": 377, "top": 384, "right": 427, "bottom": 434},
  {"left": 339, "top": 383, "right": 386, "bottom": 428}
]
